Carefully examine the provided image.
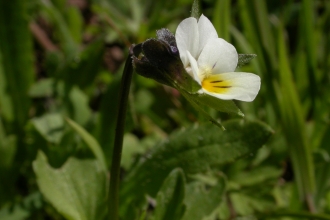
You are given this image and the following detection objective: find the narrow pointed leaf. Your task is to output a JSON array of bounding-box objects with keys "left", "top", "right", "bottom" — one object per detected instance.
[
  {"left": 181, "top": 92, "right": 225, "bottom": 129},
  {"left": 191, "top": 0, "right": 201, "bottom": 19},
  {"left": 277, "top": 24, "right": 315, "bottom": 198},
  {"left": 154, "top": 168, "right": 186, "bottom": 220},
  {"left": 0, "top": 0, "right": 34, "bottom": 128},
  {"left": 237, "top": 54, "right": 257, "bottom": 68},
  {"left": 66, "top": 118, "right": 107, "bottom": 171},
  {"left": 213, "top": 0, "right": 231, "bottom": 41}
]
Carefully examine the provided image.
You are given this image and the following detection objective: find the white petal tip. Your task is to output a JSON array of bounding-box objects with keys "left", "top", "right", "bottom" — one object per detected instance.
[{"left": 201, "top": 72, "right": 261, "bottom": 102}]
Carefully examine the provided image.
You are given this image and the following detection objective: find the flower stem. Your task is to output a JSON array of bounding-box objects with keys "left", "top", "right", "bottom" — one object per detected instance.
[{"left": 109, "top": 46, "right": 134, "bottom": 220}]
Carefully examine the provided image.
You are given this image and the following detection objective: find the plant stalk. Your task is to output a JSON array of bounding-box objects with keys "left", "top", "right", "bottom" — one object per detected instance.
[{"left": 109, "top": 46, "right": 134, "bottom": 220}]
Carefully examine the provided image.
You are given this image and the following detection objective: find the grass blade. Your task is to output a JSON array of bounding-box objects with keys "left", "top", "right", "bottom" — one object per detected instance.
[
  {"left": 277, "top": 24, "right": 315, "bottom": 208},
  {"left": 0, "top": 0, "right": 34, "bottom": 130},
  {"left": 66, "top": 118, "right": 107, "bottom": 171},
  {"left": 213, "top": 0, "right": 231, "bottom": 41}
]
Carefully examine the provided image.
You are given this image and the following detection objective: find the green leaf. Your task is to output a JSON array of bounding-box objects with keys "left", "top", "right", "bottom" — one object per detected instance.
[
  {"left": 230, "top": 191, "right": 274, "bottom": 216},
  {"left": 62, "top": 38, "right": 105, "bottom": 88},
  {"left": 0, "top": 118, "right": 16, "bottom": 169},
  {"left": 213, "top": 0, "right": 231, "bottom": 41},
  {"left": 315, "top": 125, "right": 330, "bottom": 205},
  {"left": 230, "top": 166, "right": 282, "bottom": 187},
  {"left": 32, "top": 113, "right": 65, "bottom": 144},
  {"left": 182, "top": 177, "right": 226, "bottom": 220},
  {"left": 28, "top": 78, "right": 55, "bottom": 98},
  {"left": 0, "top": 52, "right": 14, "bottom": 122},
  {"left": 96, "top": 74, "right": 121, "bottom": 163},
  {"left": 154, "top": 168, "right": 186, "bottom": 220},
  {"left": 66, "top": 118, "right": 107, "bottom": 171},
  {"left": 0, "top": 0, "right": 34, "bottom": 129},
  {"left": 181, "top": 90, "right": 243, "bottom": 129},
  {"left": 277, "top": 24, "right": 315, "bottom": 198},
  {"left": 257, "top": 210, "right": 330, "bottom": 220},
  {"left": 181, "top": 92, "right": 224, "bottom": 129},
  {"left": 301, "top": 0, "right": 317, "bottom": 105},
  {"left": 68, "top": 86, "right": 92, "bottom": 126},
  {"left": 121, "top": 133, "right": 145, "bottom": 170},
  {"left": 120, "top": 119, "right": 273, "bottom": 210},
  {"left": 252, "top": 0, "right": 276, "bottom": 67},
  {"left": 40, "top": 0, "right": 77, "bottom": 56},
  {"left": 0, "top": 118, "right": 17, "bottom": 205},
  {"left": 191, "top": 0, "right": 201, "bottom": 20},
  {"left": 66, "top": 6, "right": 83, "bottom": 44},
  {"left": 0, "top": 192, "right": 42, "bottom": 220},
  {"left": 0, "top": 135, "right": 16, "bottom": 169},
  {"left": 33, "top": 151, "right": 107, "bottom": 220},
  {"left": 194, "top": 93, "right": 243, "bottom": 117}
]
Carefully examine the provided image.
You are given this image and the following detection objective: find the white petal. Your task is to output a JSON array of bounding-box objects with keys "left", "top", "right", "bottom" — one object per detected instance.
[
  {"left": 201, "top": 72, "right": 261, "bottom": 102},
  {"left": 175, "top": 17, "right": 199, "bottom": 67},
  {"left": 198, "top": 38, "right": 238, "bottom": 73},
  {"left": 186, "top": 51, "right": 201, "bottom": 85},
  {"left": 197, "top": 14, "right": 218, "bottom": 57}
]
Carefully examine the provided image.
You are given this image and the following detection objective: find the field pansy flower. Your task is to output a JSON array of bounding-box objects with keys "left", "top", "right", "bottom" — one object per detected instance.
[{"left": 175, "top": 14, "right": 261, "bottom": 102}]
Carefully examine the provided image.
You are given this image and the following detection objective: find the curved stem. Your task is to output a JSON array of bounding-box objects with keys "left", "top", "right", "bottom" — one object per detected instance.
[{"left": 109, "top": 46, "right": 134, "bottom": 220}]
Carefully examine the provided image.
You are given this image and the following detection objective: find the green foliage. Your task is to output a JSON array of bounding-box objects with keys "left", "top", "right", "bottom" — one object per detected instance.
[
  {"left": 0, "top": 192, "right": 43, "bottom": 220},
  {"left": 33, "top": 151, "right": 107, "bottom": 220},
  {"left": 66, "top": 118, "right": 107, "bottom": 170},
  {"left": 277, "top": 23, "right": 315, "bottom": 199},
  {"left": 232, "top": 0, "right": 329, "bottom": 210},
  {"left": 120, "top": 119, "right": 272, "bottom": 218},
  {"left": 213, "top": 0, "right": 230, "bottom": 41},
  {"left": 154, "top": 168, "right": 186, "bottom": 220},
  {"left": 0, "top": 119, "right": 17, "bottom": 169},
  {"left": 32, "top": 113, "right": 65, "bottom": 144},
  {"left": 182, "top": 177, "right": 225, "bottom": 220},
  {"left": 0, "top": 0, "right": 34, "bottom": 129}
]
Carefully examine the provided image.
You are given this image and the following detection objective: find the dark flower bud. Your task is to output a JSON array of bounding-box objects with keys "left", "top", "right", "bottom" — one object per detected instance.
[{"left": 132, "top": 28, "right": 200, "bottom": 93}]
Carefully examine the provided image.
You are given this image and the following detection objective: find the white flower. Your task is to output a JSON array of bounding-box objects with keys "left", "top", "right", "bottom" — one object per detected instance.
[{"left": 175, "top": 14, "right": 261, "bottom": 102}]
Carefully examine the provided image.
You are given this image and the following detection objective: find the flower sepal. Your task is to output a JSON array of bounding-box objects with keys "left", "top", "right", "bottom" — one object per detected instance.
[
  {"left": 132, "top": 28, "right": 201, "bottom": 94},
  {"left": 180, "top": 89, "right": 244, "bottom": 130},
  {"left": 237, "top": 54, "right": 257, "bottom": 68}
]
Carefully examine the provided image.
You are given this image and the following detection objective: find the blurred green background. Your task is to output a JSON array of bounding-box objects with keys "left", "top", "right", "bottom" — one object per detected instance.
[{"left": 0, "top": 0, "right": 330, "bottom": 219}]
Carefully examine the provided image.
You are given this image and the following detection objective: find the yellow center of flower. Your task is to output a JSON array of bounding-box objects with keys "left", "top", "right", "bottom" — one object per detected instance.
[{"left": 201, "top": 70, "right": 232, "bottom": 94}]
